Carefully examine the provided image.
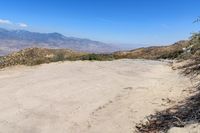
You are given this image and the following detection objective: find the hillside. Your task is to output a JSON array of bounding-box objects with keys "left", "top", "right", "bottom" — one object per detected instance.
[
  {"left": 0, "top": 28, "right": 119, "bottom": 56},
  {"left": 0, "top": 48, "right": 86, "bottom": 69},
  {"left": 113, "top": 33, "right": 200, "bottom": 62},
  {"left": 113, "top": 40, "right": 190, "bottom": 59}
]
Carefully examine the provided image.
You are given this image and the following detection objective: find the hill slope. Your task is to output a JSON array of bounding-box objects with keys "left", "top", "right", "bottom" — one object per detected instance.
[
  {"left": 0, "top": 48, "right": 86, "bottom": 68},
  {"left": 113, "top": 40, "right": 190, "bottom": 59}
]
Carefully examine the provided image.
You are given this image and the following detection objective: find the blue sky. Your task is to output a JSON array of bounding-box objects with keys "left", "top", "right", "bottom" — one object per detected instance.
[{"left": 0, "top": 0, "right": 200, "bottom": 47}]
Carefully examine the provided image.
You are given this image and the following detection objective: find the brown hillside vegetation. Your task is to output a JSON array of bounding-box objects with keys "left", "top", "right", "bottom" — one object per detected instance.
[
  {"left": 113, "top": 40, "right": 190, "bottom": 59},
  {"left": 0, "top": 48, "right": 116, "bottom": 69},
  {"left": 0, "top": 48, "right": 86, "bottom": 69}
]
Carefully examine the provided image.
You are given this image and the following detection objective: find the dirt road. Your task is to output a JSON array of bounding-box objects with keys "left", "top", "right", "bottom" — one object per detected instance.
[{"left": 0, "top": 59, "right": 193, "bottom": 133}]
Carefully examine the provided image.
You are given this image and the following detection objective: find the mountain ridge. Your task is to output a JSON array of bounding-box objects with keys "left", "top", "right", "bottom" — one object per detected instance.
[{"left": 0, "top": 28, "right": 119, "bottom": 56}]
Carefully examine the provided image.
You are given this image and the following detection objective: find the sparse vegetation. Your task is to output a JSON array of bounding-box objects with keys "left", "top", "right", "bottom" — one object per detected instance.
[
  {"left": 0, "top": 48, "right": 86, "bottom": 68},
  {"left": 53, "top": 52, "right": 65, "bottom": 62},
  {"left": 113, "top": 41, "right": 190, "bottom": 60},
  {"left": 0, "top": 48, "right": 117, "bottom": 69},
  {"left": 79, "top": 53, "right": 115, "bottom": 61}
]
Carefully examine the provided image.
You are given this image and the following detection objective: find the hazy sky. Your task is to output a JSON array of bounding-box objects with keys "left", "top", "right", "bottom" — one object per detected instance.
[{"left": 0, "top": 0, "right": 200, "bottom": 47}]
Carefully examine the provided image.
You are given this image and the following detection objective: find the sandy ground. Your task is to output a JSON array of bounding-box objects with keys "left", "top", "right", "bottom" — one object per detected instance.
[
  {"left": 0, "top": 59, "right": 194, "bottom": 133},
  {"left": 168, "top": 124, "right": 200, "bottom": 133}
]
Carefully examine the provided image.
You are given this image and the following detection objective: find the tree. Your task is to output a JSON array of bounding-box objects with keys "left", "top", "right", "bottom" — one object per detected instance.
[{"left": 194, "top": 16, "right": 200, "bottom": 23}]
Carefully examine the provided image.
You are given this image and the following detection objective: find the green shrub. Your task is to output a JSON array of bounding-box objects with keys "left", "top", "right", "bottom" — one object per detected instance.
[
  {"left": 53, "top": 52, "right": 65, "bottom": 62},
  {"left": 80, "top": 54, "right": 115, "bottom": 61}
]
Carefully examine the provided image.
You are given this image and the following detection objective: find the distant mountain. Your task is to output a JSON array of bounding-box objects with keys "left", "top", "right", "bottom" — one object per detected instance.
[{"left": 0, "top": 28, "right": 119, "bottom": 56}]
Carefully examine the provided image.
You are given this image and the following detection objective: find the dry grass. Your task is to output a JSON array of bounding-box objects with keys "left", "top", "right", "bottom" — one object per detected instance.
[
  {"left": 136, "top": 85, "right": 200, "bottom": 133},
  {"left": 0, "top": 48, "right": 116, "bottom": 69},
  {"left": 113, "top": 41, "right": 189, "bottom": 60},
  {"left": 0, "top": 48, "right": 86, "bottom": 68}
]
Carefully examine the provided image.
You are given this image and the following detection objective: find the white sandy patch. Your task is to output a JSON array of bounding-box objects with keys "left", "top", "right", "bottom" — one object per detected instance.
[{"left": 0, "top": 59, "right": 194, "bottom": 133}]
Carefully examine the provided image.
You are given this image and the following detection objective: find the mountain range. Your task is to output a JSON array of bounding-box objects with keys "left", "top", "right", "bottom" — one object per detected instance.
[{"left": 0, "top": 28, "right": 119, "bottom": 56}]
